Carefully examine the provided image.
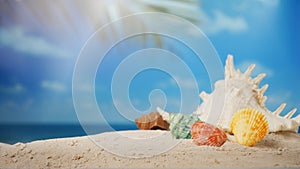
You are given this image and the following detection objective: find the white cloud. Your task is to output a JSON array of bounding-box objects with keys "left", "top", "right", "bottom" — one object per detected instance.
[
  {"left": 0, "top": 83, "right": 26, "bottom": 94},
  {"left": 41, "top": 81, "right": 66, "bottom": 92},
  {"left": 237, "top": 61, "right": 273, "bottom": 77},
  {"left": 133, "top": 1, "right": 248, "bottom": 35},
  {"left": 200, "top": 10, "right": 248, "bottom": 34},
  {"left": 145, "top": 3, "right": 248, "bottom": 35},
  {"left": 0, "top": 27, "right": 70, "bottom": 58},
  {"left": 128, "top": 0, "right": 247, "bottom": 35}
]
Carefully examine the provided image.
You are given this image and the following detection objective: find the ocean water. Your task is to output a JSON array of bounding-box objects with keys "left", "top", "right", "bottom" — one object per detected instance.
[{"left": 0, "top": 123, "right": 138, "bottom": 144}]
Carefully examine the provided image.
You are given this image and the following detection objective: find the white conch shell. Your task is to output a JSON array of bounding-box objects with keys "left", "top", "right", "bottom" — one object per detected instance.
[
  {"left": 193, "top": 54, "right": 300, "bottom": 133},
  {"left": 157, "top": 55, "right": 300, "bottom": 133}
]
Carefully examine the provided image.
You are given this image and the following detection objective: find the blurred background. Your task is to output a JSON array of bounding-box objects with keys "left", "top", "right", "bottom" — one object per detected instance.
[{"left": 0, "top": 0, "right": 299, "bottom": 144}]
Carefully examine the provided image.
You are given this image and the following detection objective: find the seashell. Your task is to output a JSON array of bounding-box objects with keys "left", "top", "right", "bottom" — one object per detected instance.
[
  {"left": 168, "top": 112, "right": 201, "bottom": 139},
  {"left": 156, "top": 107, "right": 173, "bottom": 123},
  {"left": 135, "top": 112, "right": 169, "bottom": 130},
  {"left": 193, "top": 54, "right": 300, "bottom": 133},
  {"left": 191, "top": 122, "right": 227, "bottom": 147},
  {"left": 230, "top": 108, "right": 268, "bottom": 146}
]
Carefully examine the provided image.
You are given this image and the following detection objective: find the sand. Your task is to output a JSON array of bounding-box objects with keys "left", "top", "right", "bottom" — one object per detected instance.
[{"left": 0, "top": 130, "right": 299, "bottom": 168}]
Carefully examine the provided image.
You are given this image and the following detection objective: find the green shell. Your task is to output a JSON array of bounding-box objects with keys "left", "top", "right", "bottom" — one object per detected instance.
[{"left": 169, "top": 113, "right": 201, "bottom": 139}]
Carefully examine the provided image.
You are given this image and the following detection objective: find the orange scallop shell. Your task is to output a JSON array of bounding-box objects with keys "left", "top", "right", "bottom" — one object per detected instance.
[
  {"left": 230, "top": 108, "right": 268, "bottom": 146},
  {"left": 191, "top": 122, "right": 227, "bottom": 147}
]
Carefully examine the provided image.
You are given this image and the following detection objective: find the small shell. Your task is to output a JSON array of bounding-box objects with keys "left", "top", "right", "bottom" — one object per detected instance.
[
  {"left": 230, "top": 108, "right": 268, "bottom": 146},
  {"left": 191, "top": 122, "right": 227, "bottom": 147},
  {"left": 169, "top": 113, "right": 201, "bottom": 139},
  {"left": 135, "top": 112, "right": 169, "bottom": 130}
]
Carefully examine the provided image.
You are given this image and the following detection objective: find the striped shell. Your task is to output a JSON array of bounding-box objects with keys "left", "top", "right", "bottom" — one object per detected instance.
[
  {"left": 230, "top": 108, "right": 268, "bottom": 146},
  {"left": 169, "top": 113, "right": 201, "bottom": 139},
  {"left": 191, "top": 122, "right": 227, "bottom": 147}
]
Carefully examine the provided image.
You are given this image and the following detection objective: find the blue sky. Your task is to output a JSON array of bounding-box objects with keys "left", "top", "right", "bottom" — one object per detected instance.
[{"left": 0, "top": 0, "right": 299, "bottom": 124}]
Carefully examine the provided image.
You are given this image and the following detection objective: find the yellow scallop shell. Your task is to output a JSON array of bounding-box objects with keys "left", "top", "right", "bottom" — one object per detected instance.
[{"left": 230, "top": 108, "right": 268, "bottom": 146}]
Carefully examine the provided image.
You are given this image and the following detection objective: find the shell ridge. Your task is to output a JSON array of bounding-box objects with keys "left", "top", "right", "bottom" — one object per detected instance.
[
  {"left": 244, "top": 64, "right": 255, "bottom": 77},
  {"left": 284, "top": 108, "right": 297, "bottom": 119}
]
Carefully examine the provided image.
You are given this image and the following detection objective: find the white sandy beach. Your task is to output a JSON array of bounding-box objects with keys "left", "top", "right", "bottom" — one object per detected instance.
[{"left": 0, "top": 130, "right": 299, "bottom": 168}]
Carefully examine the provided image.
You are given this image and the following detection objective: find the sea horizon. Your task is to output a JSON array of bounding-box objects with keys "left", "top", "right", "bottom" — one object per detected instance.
[{"left": 0, "top": 123, "right": 138, "bottom": 144}]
